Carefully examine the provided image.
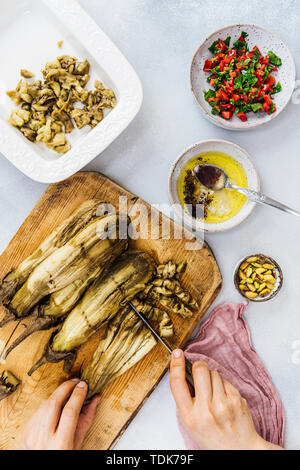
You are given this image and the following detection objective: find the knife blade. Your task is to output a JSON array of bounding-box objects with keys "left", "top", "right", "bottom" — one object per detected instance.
[{"left": 129, "top": 302, "right": 194, "bottom": 389}]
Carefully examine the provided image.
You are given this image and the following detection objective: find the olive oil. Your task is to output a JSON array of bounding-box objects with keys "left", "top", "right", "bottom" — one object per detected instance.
[{"left": 177, "top": 151, "right": 248, "bottom": 224}]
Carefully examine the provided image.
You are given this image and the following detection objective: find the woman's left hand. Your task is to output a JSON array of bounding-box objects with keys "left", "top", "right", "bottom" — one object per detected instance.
[{"left": 23, "top": 379, "right": 100, "bottom": 450}]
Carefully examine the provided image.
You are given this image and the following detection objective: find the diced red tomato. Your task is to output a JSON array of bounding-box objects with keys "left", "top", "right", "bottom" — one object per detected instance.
[
  {"left": 266, "top": 75, "right": 276, "bottom": 86},
  {"left": 237, "top": 112, "right": 247, "bottom": 122},
  {"left": 217, "top": 39, "right": 228, "bottom": 52},
  {"left": 250, "top": 87, "right": 258, "bottom": 95},
  {"left": 264, "top": 94, "right": 272, "bottom": 105},
  {"left": 203, "top": 60, "right": 212, "bottom": 71},
  {"left": 220, "top": 103, "right": 232, "bottom": 110},
  {"left": 219, "top": 60, "right": 226, "bottom": 71},
  {"left": 221, "top": 111, "right": 233, "bottom": 119},
  {"left": 216, "top": 89, "right": 229, "bottom": 101}
]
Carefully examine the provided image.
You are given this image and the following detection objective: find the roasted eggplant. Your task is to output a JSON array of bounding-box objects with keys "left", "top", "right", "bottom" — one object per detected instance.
[
  {"left": 82, "top": 306, "right": 157, "bottom": 401},
  {"left": 0, "top": 199, "right": 105, "bottom": 311},
  {"left": 8, "top": 212, "right": 123, "bottom": 319},
  {"left": 81, "top": 261, "right": 200, "bottom": 399},
  {"left": 28, "top": 251, "right": 155, "bottom": 375},
  {"left": 5, "top": 236, "right": 128, "bottom": 357}
]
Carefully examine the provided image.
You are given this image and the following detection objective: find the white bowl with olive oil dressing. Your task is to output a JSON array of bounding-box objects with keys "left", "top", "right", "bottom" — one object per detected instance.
[{"left": 169, "top": 140, "right": 260, "bottom": 233}]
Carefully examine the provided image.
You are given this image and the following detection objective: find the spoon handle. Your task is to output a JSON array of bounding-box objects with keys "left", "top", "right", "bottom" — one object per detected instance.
[{"left": 230, "top": 185, "right": 300, "bottom": 217}]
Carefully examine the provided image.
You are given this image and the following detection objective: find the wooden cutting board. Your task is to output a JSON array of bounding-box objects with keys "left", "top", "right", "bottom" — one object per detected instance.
[{"left": 0, "top": 172, "right": 222, "bottom": 450}]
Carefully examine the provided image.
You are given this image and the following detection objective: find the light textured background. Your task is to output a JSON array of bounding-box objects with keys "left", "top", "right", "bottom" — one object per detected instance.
[{"left": 0, "top": 0, "right": 299, "bottom": 450}]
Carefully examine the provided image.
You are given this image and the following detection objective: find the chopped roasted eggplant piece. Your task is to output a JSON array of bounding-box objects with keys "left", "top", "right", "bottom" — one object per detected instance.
[
  {"left": 156, "top": 260, "right": 186, "bottom": 279},
  {"left": 28, "top": 251, "right": 155, "bottom": 375},
  {"left": 158, "top": 295, "right": 194, "bottom": 318},
  {"left": 7, "top": 56, "right": 116, "bottom": 154},
  {"left": 20, "top": 69, "right": 35, "bottom": 79},
  {"left": 0, "top": 370, "right": 20, "bottom": 401},
  {"left": 131, "top": 298, "right": 173, "bottom": 338},
  {"left": 138, "top": 260, "right": 199, "bottom": 318}
]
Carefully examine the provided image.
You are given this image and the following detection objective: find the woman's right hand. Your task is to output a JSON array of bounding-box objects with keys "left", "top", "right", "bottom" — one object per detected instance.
[{"left": 169, "top": 349, "right": 283, "bottom": 451}]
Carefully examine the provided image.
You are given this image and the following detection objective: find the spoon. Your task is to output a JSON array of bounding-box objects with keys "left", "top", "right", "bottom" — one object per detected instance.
[{"left": 194, "top": 164, "right": 300, "bottom": 217}]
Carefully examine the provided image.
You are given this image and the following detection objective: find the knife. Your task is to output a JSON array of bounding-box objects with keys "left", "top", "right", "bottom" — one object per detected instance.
[{"left": 129, "top": 302, "right": 194, "bottom": 390}]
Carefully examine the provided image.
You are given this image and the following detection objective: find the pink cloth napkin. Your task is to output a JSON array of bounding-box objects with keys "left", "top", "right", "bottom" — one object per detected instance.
[{"left": 178, "top": 302, "right": 285, "bottom": 449}]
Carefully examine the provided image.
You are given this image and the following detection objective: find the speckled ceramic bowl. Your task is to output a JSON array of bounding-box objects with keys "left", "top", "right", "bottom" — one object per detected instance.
[
  {"left": 191, "top": 24, "right": 296, "bottom": 130},
  {"left": 169, "top": 139, "right": 260, "bottom": 233},
  {"left": 234, "top": 254, "right": 283, "bottom": 302}
]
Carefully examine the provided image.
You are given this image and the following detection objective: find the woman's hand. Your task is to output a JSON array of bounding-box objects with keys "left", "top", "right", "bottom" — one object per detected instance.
[
  {"left": 23, "top": 379, "right": 100, "bottom": 450},
  {"left": 170, "top": 349, "right": 283, "bottom": 451}
]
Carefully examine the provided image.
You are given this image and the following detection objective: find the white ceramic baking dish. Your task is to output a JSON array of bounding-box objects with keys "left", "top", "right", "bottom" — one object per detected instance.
[{"left": 0, "top": 0, "right": 143, "bottom": 183}]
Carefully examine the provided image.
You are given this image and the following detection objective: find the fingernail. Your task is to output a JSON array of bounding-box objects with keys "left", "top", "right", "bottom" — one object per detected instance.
[
  {"left": 172, "top": 349, "right": 182, "bottom": 358},
  {"left": 71, "top": 378, "right": 80, "bottom": 382},
  {"left": 77, "top": 381, "right": 87, "bottom": 389}
]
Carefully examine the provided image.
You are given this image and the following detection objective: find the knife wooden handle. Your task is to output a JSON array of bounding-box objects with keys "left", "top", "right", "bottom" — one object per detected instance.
[{"left": 185, "top": 358, "right": 195, "bottom": 390}]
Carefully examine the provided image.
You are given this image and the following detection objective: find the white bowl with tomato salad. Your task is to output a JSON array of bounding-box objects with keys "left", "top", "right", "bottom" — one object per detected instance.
[{"left": 190, "top": 24, "right": 295, "bottom": 130}]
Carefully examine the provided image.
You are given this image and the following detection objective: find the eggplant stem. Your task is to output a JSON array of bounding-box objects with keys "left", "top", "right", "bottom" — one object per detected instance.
[
  {"left": 63, "top": 353, "right": 77, "bottom": 373},
  {"left": 28, "top": 355, "right": 49, "bottom": 377},
  {"left": 0, "top": 309, "right": 16, "bottom": 328},
  {"left": 28, "top": 332, "right": 77, "bottom": 376},
  {"left": 5, "top": 308, "right": 62, "bottom": 358}
]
